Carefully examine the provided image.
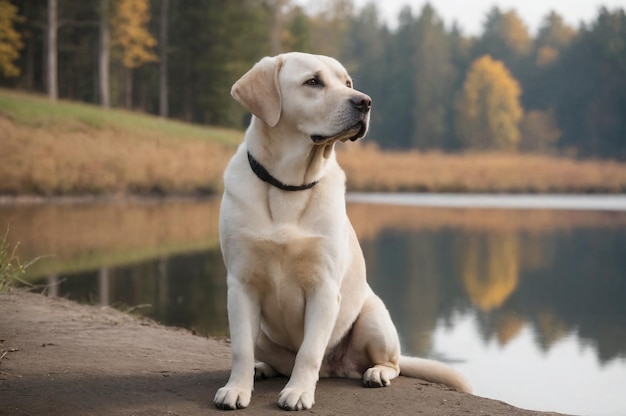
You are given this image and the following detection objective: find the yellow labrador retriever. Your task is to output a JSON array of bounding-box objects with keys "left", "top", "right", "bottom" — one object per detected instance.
[{"left": 214, "top": 52, "right": 471, "bottom": 411}]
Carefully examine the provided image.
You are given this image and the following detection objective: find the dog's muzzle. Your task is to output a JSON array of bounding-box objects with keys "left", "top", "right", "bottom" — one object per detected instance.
[{"left": 311, "top": 92, "right": 372, "bottom": 144}]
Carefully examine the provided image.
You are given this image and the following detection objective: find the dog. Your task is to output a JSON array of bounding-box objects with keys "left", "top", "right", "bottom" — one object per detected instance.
[{"left": 214, "top": 52, "right": 471, "bottom": 411}]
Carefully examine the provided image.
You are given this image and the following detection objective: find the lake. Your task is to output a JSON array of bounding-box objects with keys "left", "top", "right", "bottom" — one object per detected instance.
[{"left": 2, "top": 195, "right": 625, "bottom": 415}]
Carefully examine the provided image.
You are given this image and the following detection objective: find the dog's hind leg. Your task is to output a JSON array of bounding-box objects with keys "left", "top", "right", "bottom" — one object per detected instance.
[
  {"left": 349, "top": 293, "right": 472, "bottom": 393},
  {"left": 254, "top": 362, "right": 279, "bottom": 380},
  {"left": 349, "top": 292, "right": 401, "bottom": 388},
  {"left": 254, "top": 332, "right": 296, "bottom": 379}
]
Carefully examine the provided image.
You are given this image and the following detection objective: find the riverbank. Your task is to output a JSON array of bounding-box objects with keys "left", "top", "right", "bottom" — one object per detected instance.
[
  {"left": 3, "top": 89, "right": 626, "bottom": 196},
  {"left": 0, "top": 291, "right": 565, "bottom": 415}
]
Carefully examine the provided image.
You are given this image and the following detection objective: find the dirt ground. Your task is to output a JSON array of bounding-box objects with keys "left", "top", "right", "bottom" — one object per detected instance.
[{"left": 0, "top": 291, "right": 566, "bottom": 416}]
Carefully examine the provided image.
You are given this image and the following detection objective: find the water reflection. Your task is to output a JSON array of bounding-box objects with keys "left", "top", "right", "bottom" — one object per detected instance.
[
  {"left": 362, "top": 223, "right": 626, "bottom": 366},
  {"left": 0, "top": 198, "right": 221, "bottom": 278},
  {"left": 2, "top": 197, "right": 626, "bottom": 414},
  {"left": 40, "top": 249, "right": 228, "bottom": 336}
]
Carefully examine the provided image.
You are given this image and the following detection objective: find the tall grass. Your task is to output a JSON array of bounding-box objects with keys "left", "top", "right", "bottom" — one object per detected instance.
[
  {"left": 0, "top": 229, "right": 30, "bottom": 291},
  {"left": 337, "top": 142, "right": 626, "bottom": 193}
]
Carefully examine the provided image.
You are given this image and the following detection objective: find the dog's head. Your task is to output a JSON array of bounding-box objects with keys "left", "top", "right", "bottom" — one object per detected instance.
[{"left": 231, "top": 52, "right": 371, "bottom": 144}]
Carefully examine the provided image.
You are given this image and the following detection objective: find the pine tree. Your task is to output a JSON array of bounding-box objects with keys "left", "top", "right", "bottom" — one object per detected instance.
[
  {"left": 411, "top": 4, "right": 457, "bottom": 149},
  {"left": 534, "top": 12, "right": 576, "bottom": 66}
]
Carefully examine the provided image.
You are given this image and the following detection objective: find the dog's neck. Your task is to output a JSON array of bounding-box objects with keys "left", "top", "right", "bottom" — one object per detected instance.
[
  {"left": 245, "top": 117, "right": 336, "bottom": 190},
  {"left": 247, "top": 151, "right": 319, "bottom": 191}
]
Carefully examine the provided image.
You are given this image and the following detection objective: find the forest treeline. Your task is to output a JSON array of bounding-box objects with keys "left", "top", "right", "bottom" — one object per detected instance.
[{"left": 1, "top": 0, "right": 625, "bottom": 159}]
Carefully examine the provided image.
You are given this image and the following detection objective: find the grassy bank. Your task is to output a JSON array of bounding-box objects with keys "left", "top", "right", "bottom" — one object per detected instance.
[
  {"left": 0, "top": 89, "right": 240, "bottom": 196},
  {"left": 2, "top": 89, "right": 626, "bottom": 195}
]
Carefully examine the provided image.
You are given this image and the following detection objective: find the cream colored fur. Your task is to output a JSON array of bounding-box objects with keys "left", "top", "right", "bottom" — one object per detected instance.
[{"left": 214, "top": 52, "right": 471, "bottom": 411}]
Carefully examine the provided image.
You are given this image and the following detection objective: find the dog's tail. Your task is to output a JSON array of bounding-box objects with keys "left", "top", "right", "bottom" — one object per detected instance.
[{"left": 399, "top": 355, "right": 472, "bottom": 393}]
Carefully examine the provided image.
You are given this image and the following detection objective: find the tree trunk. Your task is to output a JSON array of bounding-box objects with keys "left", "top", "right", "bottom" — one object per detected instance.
[
  {"left": 125, "top": 67, "right": 133, "bottom": 109},
  {"left": 25, "top": 32, "right": 35, "bottom": 91},
  {"left": 182, "top": 47, "right": 192, "bottom": 121},
  {"left": 99, "top": 0, "right": 111, "bottom": 108},
  {"left": 47, "top": 0, "right": 58, "bottom": 100},
  {"left": 159, "top": 0, "right": 169, "bottom": 118},
  {"left": 270, "top": 0, "right": 287, "bottom": 55}
]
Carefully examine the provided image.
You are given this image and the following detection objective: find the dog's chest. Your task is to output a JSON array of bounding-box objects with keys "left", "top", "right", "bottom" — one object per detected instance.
[
  {"left": 238, "top": 227, "right": 332, "bottom": 347},
  {"left": 241, "top": 225, "right": 329, "bottom": 291}
]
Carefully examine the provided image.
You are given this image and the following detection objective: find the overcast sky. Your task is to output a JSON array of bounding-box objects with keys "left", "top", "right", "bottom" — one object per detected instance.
[{"left": 348, "top": 0, "right": 626, "bottom": 35}]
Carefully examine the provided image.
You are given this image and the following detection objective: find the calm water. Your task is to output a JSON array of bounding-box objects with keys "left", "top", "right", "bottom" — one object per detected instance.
[{"left": 2, "top": 195, "right": 626, "bottom": 415}]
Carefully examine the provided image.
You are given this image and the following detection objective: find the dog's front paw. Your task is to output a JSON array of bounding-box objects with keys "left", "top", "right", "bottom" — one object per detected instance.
[
  {"left": 277, "top": 387, "right": 315, "bottom": 411},
  {"left": 214, "top": 386, "right": 252, "bottom": 410},
  {"left": 363, "top": 365, "right": 394, "bottom": 388}
]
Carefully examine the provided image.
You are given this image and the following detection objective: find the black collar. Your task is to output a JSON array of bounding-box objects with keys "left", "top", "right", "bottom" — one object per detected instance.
[{"left": 247, "top": 151, "right": 318, "bottom": 192}]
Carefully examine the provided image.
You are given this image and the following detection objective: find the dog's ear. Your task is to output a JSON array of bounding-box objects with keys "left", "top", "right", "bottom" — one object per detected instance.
[{"left": 231, "top": 56, "right": 284, "bottom": 128}]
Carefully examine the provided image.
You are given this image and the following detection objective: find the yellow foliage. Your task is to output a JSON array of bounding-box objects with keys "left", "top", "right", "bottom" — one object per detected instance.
[
  {"left": 0, "top": 0, "right": 23, "bottom": 77},
  {"left": 496, "top": 313, "right": 525, "bottom": 346},
  {"left": 461, "top": 232, "right": 519, "bottom": 312},
  {"left": 500, "top": 11, "right": 531, "bottom": 56},
  {"left": 536, "top": 311, "right": 569, "bottom": 349},
  {"left": 536, "top": 46, "right": 559, "bottom": 66},
  {"left": 111, "top": 0, "right": 157, "bottom": 69},
  {"left": 456, "top": 55, "right": 524, "bottom": 150}
]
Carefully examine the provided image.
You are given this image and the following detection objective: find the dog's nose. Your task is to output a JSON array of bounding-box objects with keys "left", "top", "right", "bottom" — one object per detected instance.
[{"left": 351, "top": 94, "right": 372, "bottom": 113}]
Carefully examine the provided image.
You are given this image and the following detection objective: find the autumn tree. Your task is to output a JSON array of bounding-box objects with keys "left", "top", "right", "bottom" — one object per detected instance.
[
  {"left": 473, "top": 7, "right": 532, "bottom": 87},
  {"left": 110, "top": 0, "right": 157, "bottom": 108},
  {"left": 0, "top": 0, "right": 23, "bottom": 78},
  {"left": 456, "top": 55, "right": 524, "bottom": 150}
]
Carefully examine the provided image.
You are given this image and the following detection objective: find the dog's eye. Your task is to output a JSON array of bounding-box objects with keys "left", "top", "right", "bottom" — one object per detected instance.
[
  {"left": 304, "top": 77, "right": 323, "bottom": 87},
  {"left": 346, "top": 80, "right": 353, "bottom": 88}
]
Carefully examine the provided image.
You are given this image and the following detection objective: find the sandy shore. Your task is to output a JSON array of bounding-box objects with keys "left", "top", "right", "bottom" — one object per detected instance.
[{"left": 0, "top": 291, "right": 566, "bottom": 415}]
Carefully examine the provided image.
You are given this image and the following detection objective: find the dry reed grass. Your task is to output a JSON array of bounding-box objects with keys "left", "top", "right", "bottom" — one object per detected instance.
[
  {"left": 337, "top": 142, "right": 626, "bottom": 193},
  {"left": 3, "top": 89, "right": 626, "bottom": 196},
  {"left": 0, "top": 115, "right": 235, "bottom": 195}
]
